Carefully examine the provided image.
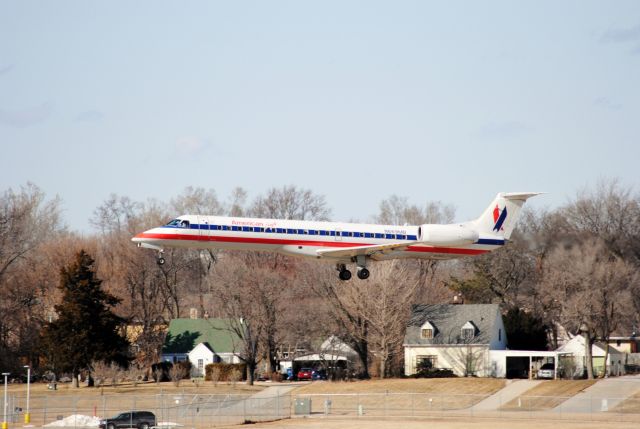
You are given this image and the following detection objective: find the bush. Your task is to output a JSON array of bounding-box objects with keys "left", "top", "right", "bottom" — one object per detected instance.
[
  {"left": 151, "top": 361, "right": 191, "bottom": 382},
  {"left": 151, "top": 362, "right": 172, "bottom": 382},
  {"left": 205, "top": 363, "right": 247, "bottom": 382},
  {"left": 413, "top": 368, "right": 457, "bottom": 378}
]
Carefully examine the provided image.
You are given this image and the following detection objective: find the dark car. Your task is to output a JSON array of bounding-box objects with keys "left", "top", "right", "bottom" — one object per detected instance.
[
  {"left": 311, "top": 369, "right": 327, "bottom": 380},
  {"left": 99, "top": 411, "right": 156, "bottom": 429},
  {"left": 297, "top": 368, "right": 313, "bottom": 380}
]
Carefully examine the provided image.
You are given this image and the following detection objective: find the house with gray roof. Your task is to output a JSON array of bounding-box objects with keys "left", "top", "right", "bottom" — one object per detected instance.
[
  {"left": 404, "top": 304, "right": 507, "bottom": 377},
  {"left": 162, "top": 318, "right": 243, "bottom": 376}
]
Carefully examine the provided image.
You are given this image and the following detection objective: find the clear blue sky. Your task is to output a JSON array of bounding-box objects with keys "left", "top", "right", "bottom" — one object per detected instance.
[{"left": 1, "top": 1, "right": 639, "bottom": 231}]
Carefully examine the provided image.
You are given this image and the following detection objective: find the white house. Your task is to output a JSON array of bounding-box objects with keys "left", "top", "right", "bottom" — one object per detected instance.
[
  {"left": 161, "top": 318, "right": 244, "bottom": 377},
  {"left": 556, "top": 335, "right": 625, "bottom": 377},
  {"left": 279, "top": 336, "right": 358, "bottom": 378},
  {"left": 404, "top": 304, "right": 507, "bottom": 377}
]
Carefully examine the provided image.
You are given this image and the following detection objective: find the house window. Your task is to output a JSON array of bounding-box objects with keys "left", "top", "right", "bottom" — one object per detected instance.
[
  {"left": 421, "top": 328, "right": 434, "bottom": 339},
  {"left": 462, "top": 328, "right": 475, "bottom": 340},
  {"left": 416, "top": 355, "right": 437, "bottom": 371},
  {"left": 197, "top": 359, "right": 204, "bottom": 375}
]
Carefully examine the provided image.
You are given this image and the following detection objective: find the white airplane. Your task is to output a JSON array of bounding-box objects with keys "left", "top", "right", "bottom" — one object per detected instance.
[{"left": 132, "top": 192, "right": 541, "bottom": 280}]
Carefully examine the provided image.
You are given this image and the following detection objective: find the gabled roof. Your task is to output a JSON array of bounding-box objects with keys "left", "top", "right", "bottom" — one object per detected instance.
[
  {"left": 162, "top": 318, "right": 242, "bottom": 354},
  {"left": 405, "top": 304, "right": 500, "bottom": 345}
]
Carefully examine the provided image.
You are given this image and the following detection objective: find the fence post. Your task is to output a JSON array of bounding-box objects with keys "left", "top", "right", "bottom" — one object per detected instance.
[{"left": 411, "top": 393, "right": 415, "bottom": 417}]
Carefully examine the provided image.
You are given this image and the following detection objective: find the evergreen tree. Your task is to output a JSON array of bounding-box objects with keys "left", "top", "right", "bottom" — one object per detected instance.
[
  {"left": 503, "top": 307, "right": 548, "bottom": 350},
  {"left": 42, "top": 250, "right": 129, "bottom": 385}
]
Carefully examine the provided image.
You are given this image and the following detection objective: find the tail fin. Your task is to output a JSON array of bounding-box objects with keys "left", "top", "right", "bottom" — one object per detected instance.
[{"left": 473, "top": 192, "right": 543, "bottom": 239}]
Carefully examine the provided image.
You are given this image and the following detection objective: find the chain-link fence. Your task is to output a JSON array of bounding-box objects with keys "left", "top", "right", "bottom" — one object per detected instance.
[
  {"left": 292, "top": 392, "right": 640, "bottom": 422},
  {"left": 4, "top": 392, "right": 290, "bottom": 428},
  {"left": 5, "top": 389, "right": 640, "bottom": 427}
]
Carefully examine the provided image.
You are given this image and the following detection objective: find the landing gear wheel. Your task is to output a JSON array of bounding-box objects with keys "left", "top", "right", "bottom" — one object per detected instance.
[
  {"left": 357, "top": 268, "right": 370, "bottom": 280},
  {"left": 156, "top": 251, "right": 165, "bottom": 266},
  {"left": 339, "top": 269, "right": 352, "bottom": 281}
]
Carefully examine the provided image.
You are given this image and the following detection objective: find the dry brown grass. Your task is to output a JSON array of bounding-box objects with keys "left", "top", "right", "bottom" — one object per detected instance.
[
  {"left": 295, "top": 378, "right": 506, "bottom": 395},
  {"left": 294, "top": 378, "right": 506, "bottom": 415},
  {"left": 5, "top": 380, "right": 266, "bottom": 428},
  {"left": 500, "top": 380, "right": 595, "bottom": 411},
  {"left": 613, "top": 390, "right": 640, "bottom": 413},
  {"left": 6, "top": 380, "right": 264, "bottom": 396}
]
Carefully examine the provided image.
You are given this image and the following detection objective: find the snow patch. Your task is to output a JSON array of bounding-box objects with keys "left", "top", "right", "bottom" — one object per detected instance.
[{"left": 45, "top": 414, "right": 101, "bottom": 427}]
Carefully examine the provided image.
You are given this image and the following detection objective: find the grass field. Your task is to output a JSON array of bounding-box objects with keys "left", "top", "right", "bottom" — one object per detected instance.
[
  {"left": 5, "top": 380, "right": 266, "bottom": 427},
  {"left": 294, "top": 378, "right": 506, "bottom": 395},
  {"left": 293, "top": 378, "right": 507, "bottom": 415},
  {"left": 614, "top": 389, "right": 640, "bottom": 413},
  {"left": 499, "top": 380, "right": 595, "bottom": 411},
  {"left": 6, "top": 379, "right": 265, "bottom": 397}
]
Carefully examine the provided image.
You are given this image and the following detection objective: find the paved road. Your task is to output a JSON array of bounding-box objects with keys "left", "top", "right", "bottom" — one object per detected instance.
[
  {"left": 553, "top": 374, "right": 640, "bottom": 413},
  {"left": 471, "top": 380, "right": 541, "bottom": 411}
]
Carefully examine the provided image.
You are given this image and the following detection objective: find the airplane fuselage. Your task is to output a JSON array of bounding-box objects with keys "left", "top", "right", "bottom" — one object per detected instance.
[
  {"left": 133, "top": 215, "right": 503, "bottom": 262},
  {"left": 132, "top": 192, "right": 540, "bottom": 280}
]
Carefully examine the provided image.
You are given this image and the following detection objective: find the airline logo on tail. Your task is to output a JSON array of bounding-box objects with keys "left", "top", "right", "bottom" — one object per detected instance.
[{"left": 493, "top": 204, "right": 507, "bottom": 232}]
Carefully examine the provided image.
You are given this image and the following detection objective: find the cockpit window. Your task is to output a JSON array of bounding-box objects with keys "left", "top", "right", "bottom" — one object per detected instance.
[{"left": 165, "top": 219, "right": 189, "bottom": 228}]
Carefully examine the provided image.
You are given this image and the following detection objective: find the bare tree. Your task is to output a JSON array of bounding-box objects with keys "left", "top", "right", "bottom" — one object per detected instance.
[
  {"left": 250, "top": 185, "right": 331, "bottom": 220},
  {"left": 359, "top": 261, "right": 421, "bottom": 377},
  {"left": 375, "top": 195, "right": 455, "bottom": 226},
  {"left": 0, "top": 183, "right": 64, "bottom": 371},
  {"left": 170, "top": 364, "right": 187, "bottom": 387},
  {"left": 227, "top": 187, "right": 248, "bottom": 217},
  {"left": 541, "top": 240, "right": 634, "bottom": 378},
  {"left": 562, "top": 179, "right": 640, "bottom": 264},
  {"left": 306, "top": 265, "right": 372, "bottom": 378},
  {"left": 447, "top": 234, "right": 536, "bottom": 308}
]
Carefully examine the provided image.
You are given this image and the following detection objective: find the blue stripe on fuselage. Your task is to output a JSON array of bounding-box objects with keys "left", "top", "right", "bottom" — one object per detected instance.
[{"left": 476, "top": 238, "right": 505, "bottom": 245}]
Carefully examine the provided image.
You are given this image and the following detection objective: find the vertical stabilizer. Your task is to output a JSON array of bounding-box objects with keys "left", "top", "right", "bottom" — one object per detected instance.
[{"left": 474, "top": 192, "right": 542, "bottom": 239}]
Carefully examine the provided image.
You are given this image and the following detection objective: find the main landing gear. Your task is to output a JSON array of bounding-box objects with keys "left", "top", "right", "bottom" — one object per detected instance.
[
  {"left": 336, "top": 257, "right": 370, "bottom": 281},
  {"left": 357, "top": 267, "right": 370, "bottom": 280},
  {"left": 337, "top": 264, "right": 352, "bottom": 281},
  {"left": 156, "top": 250, "right": 165, "bottom": 266}
]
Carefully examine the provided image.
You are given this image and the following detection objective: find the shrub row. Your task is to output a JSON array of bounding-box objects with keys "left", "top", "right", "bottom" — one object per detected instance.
[{"left": 205, "top": 363, "right": 247, "bottom": 381}]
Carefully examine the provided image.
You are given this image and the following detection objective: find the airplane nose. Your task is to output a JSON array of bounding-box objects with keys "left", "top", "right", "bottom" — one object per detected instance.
[{"left": 131, "top": 233, "right": 144, "bottom": 243}]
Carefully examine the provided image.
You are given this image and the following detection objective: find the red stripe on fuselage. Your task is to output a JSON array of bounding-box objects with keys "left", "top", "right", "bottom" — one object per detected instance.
[{"left": 136, "top": 232, "right": 491, "bottom": 256}]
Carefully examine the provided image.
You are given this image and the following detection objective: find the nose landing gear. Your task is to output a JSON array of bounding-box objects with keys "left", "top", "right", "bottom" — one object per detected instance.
[{"left": 156, "top": 251, "right": 165, "bottom": 266}]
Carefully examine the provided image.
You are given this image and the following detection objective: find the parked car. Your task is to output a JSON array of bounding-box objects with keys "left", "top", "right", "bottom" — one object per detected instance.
[
  {"left": 537, "top": 363, "right": 555, "bottom": 379},
  {"left": 311, "top": 369, "right": 327, "bottom": 380},
  {"left": 297, "top": 368, "right": 313, "bottom": 380},
  {"left": 99, "top": 411, "right": 156, "bottom": 429}
]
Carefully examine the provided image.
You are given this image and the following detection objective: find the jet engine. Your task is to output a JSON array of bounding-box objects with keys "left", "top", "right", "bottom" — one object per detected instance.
[{"left": 418, "top": 224, "right": 479, "bottom": 247}]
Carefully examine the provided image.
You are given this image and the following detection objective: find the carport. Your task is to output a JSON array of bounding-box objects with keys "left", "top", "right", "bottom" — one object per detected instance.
[{"left": 490, "top": 350, "right": 573, "bottom": 379}]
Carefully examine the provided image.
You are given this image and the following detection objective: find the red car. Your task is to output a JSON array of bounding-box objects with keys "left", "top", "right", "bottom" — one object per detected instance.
[{"left": 297, "top": 368, "right": 313, "bottom": 380}]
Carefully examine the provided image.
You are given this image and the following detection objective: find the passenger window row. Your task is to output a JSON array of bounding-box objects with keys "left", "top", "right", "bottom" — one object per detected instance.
[{"left": 181, "top": 223, "right": 417, "bottom": 240}]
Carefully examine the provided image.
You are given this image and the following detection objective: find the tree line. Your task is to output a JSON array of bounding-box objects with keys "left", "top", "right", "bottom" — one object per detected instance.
[{"left": 0, "top": 180, "right": 638, "bottom": 383}]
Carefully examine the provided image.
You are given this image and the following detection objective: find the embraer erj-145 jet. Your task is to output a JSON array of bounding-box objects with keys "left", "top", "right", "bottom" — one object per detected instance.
[{"left": 132, "top": 192, "right": 541, "bottom": 281}]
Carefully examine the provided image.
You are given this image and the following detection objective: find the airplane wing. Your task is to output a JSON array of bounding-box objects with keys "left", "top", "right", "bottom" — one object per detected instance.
[{"left": 316, "top": 241, "right": 419, "bottom": 259}]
